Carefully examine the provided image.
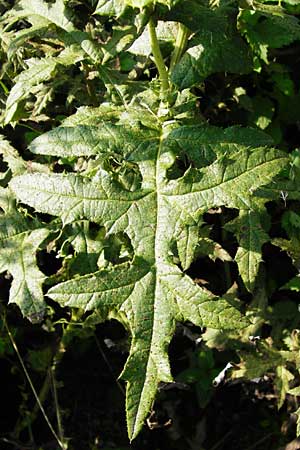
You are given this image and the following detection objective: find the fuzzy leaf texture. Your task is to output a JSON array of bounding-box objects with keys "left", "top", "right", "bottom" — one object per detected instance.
[{"left": 10, "top": 108, "right": 288, "bottom": 439}]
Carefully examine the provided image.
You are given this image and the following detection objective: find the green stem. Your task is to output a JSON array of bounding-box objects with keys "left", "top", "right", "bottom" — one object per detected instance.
[
  {"left": 148, "top": 18, "right": 169, "bottom": 96},
  {"left": 0, "top": 80, "right": 9, "bottom": 95},
  {"left": 169, "top": 23, "right": 190, "bottom": 72}
]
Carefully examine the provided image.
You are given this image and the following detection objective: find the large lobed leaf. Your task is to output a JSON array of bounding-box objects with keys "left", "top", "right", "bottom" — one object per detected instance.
[{"left": 10, "top": 108, "right": 288, "bottom": 439}]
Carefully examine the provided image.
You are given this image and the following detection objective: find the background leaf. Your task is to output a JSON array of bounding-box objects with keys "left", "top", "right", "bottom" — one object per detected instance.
[{"left": 0, "top": 213, "right": 49, "bottom": 320}]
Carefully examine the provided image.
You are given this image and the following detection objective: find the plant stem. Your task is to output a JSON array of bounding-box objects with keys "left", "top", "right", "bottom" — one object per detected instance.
[
  {"left": 169, "top": 23, "right": 190, "bottom": 72},
  {"left": 148, "top": 18, "right": 169, "bottom": 96},
  {"left": 3, "top": 316, "right": 66, "bottom": 450},
  {"left": 14, "top": 371, "right": 51, "bottom": 437},
  {"left": 50, "top": 361, "right": 64, "bottom": 445}
]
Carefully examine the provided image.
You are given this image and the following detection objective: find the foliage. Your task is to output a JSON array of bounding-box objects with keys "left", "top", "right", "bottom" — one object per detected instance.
[{"left": 1, "top": 0, "right": 300, "bottom": 447}]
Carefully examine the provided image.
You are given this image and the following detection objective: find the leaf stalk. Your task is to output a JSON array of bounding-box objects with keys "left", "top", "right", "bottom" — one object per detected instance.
[
  {"left": 148, "top": 18, "right": 170, "bottom": 96},
  {"left": 169, "top": 23, "right": 190, "bottom": 72}
]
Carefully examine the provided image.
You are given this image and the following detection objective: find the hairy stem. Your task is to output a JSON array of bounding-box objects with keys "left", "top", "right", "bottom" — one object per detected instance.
[
  {"left": 169, "top": 23, "right": 190, "bottom": 72},
  {"left": 148, "top": 18, "right": 169, "bottom": 96}
]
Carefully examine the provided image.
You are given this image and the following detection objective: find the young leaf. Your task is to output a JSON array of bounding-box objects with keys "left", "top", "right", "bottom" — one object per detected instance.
[{"left": 10, "top": 114, "right": 288, "bottom": 439}]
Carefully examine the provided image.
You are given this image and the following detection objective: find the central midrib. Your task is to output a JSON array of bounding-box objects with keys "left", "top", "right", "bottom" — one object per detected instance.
[{"left": 130, "top": 123, "right": 168, "bottom": 436}]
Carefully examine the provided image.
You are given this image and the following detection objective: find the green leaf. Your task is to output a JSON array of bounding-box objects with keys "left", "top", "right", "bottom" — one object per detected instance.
[
  {"left": 0, "top": 213, "right": 49, "bottom": 321},
  {"left": 10, "top": 171, "right": 148, "bottom": 225},
  {"left": 238, "top": 5, "right": 300, "bottom": 64},
  {"left": 171, "top": 27, "right": 252, "bottom": 89},
  {"left": 14, "top": 0, "right": 76, "bottom": 32},
  {"left": 3, "top": 0, "right": 103, "bottom": 91},
  {"left": 225, "top": 209, "right": 269, "bottom": 292},
  {"left": 0, "top": 187, "right": 15, "bottom": 213},
  {"left": 255, "top": 177, "right": 300, "bottom": 203},
  {"left": 272, "top": 237, "right": 300, "bottom": 271},
  {"left": 4, "top": 58, "right": 57, "bottom": 124},
  {"left": 0, "top": 135, "right": 26, "bottom": 175},
  {"left": 128, "top": 21, "right": 177, "bottom": 56},
  {"left": 249, "top": 96, "right": 275, "bottom": 130},
  {"left": 289, "top": 386, "right": 300, "bottom": 396},
  {"left": 166, "top": 0, "right": 234, "bottom": 33},
  {"left": 94, "top": 0, "right": 119, "bottom": 16},
  {"left": 4, "top": 51, "right": 84, "bottom": 124},
  {"left": 293, "top": 407, "right": 300, "bottom": 438},
  {"left": 94, "top": 0, "right": 176, "bottom": 16},
  {"left": 164, "top": 124, "right": 273, "bottom": 168},
  {"left": 10, "top": 114, "right": 288, "bottom": 439},
  {"left": 0, "top": 134, "right": 49, "bottom": 176},
  {"left": 6, "top": 25, "right": 50, "bottom": 60},
  {"left": 282, "top": 275, "right": 300, "bottom": 292},
  {"left": 276, "top": 365, "right": 294, "bottom": 409},
  {"left": 232, "top": 342, "right": 283, "bottom": 379},
  {"left": 28, "top": 123, "right": 157, "bottom": 158},
  {"left": 167, "top": 1, "right": 252, "bottom": 88}
]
